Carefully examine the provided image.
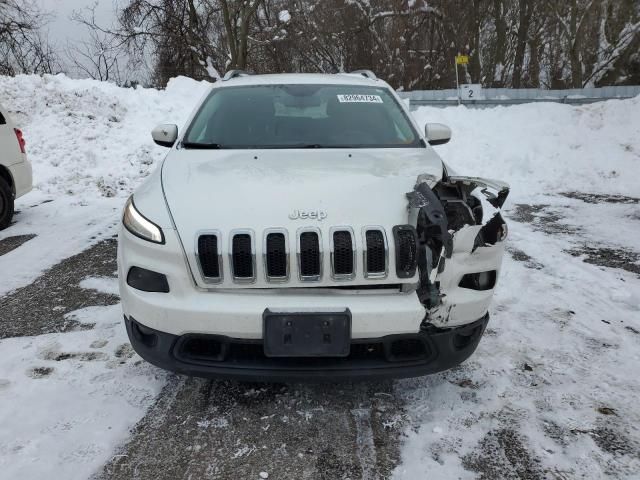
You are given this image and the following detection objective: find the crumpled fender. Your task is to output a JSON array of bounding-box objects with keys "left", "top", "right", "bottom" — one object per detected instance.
[{"left": 406, "top": 174, "right": 510, "bottom": 317}]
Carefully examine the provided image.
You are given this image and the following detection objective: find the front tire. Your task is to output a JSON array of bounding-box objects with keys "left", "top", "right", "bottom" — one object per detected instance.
[{"left": 0, "top": 176, "right": 14, "bottom": 230}]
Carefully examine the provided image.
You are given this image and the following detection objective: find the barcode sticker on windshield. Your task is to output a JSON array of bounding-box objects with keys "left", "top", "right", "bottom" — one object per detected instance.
[{"left": 337, "top": 94, "right": 383, "bottom": 103}]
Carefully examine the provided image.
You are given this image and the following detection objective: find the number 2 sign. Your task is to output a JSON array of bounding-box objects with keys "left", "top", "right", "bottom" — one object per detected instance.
[{"left": 460, "top": 84, "right": 483, "bottom": 100}]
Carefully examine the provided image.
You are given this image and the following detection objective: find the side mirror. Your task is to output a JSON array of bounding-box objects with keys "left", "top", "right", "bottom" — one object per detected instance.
[
  {"left": 152, "top": 124, "right": 178, "bottom": 148},
  {"left": 424, "top": 123, "right": 451, "bottom": 146}
]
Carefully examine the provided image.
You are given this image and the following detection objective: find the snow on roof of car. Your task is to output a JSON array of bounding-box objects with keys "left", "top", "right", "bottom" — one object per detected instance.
[{"left": 211, "top": 72, "right": 387, "bottom": 89}]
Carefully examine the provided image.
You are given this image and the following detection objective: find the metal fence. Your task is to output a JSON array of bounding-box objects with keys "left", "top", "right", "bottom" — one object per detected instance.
[{"left": 399, "top": 85, "right": 640, "bottom": 108}]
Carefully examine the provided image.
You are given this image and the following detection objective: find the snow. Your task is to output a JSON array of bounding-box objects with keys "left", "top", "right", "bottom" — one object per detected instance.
[
  {"left": 278, "top": 10, "right": 291, "bottom": 23},
  {"left": 79, "top": 276, "right": 119, "bottom": 295},
  {"left": 0, "top": 305, "right": 166, "bottom": 479},
  {"left": 411, "top": 99, "right": 640, "bottom": 198},
  {"left": 0, "top": 74, "right": 639, "bottom": 478}
]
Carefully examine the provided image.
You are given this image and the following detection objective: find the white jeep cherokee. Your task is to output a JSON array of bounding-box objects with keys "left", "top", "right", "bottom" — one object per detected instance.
[
  {"left": 0, "top": 103, "right": 32, "bottom": 230},
  {"left": 118, "top": 71, "right": 509, "bottom": 381}
]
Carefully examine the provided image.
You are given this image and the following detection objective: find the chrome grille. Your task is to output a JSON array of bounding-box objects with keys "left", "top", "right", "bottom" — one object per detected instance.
[
  {"left": 364, "top": 227, "right": 388, "bottom": 278},
  {"left": 196, "top": 231, "right": 222, "bottom": 283},
  {"left": 331, "top": 228, "right": 355, "bottom": 279},
  {"left": 298, "top": 229, "right": 321, "bottom": 280},
  {"left": 196, "top": 225, "right": 412, "bottom": 285},
  {"left": 265, "top": 231, "right": 288, "bottom": 280},
  {"left": 230, "top": 231, "right": 255, "bottom": 282},
  {"left": 393, "top": 225, "right": 418, "bottom": 278}
]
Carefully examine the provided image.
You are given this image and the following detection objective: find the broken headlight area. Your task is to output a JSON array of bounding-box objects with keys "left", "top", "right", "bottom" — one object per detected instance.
[
  {"left": 405, "top": 174, "right": 510, "bottom": 310},
  {"left": 474, "top": 212, "right": 508, "bottom": 250}
]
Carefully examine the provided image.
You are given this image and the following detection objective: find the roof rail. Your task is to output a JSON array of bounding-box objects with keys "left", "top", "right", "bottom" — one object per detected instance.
[
  {"left": 349, "top": 69, "right": 377, "bottom": 80},
  {"left": 222, "top": 70, "right": 252, "bottom": 81}
]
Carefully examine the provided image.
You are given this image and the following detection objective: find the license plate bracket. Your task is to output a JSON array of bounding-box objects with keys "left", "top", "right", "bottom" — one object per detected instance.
[{"left": 263, "top": 309, "right": 351, "bottom": 357}]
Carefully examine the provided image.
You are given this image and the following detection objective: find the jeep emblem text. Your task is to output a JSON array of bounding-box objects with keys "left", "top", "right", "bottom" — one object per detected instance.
[{"left": 289, "top": 209, "right": 327, "bottom": 221}]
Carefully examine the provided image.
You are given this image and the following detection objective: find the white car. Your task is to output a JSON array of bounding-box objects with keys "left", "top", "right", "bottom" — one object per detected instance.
[
  {"left": 118, "top": 71, "right": 509, "bottom": 381},
  {"left": 0, "top": 103, "right": 32, "bottom": 230}
]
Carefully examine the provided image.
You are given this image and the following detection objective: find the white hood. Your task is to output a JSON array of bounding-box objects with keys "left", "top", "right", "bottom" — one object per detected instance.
[{"left": 162, "top": 148, "right": 442, "bottom": 232}]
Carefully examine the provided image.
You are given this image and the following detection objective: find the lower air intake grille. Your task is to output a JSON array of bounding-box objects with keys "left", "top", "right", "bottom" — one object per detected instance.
[
  {"left": 333, "top": 231, "right": 354, "bottom": 276},
  {"left": 198, "top": 235, "right": 220, "bottom": 278},
  {"left": 299, "top": 231, "right": 320, "bottom": 278},
  {"left": 393, "top": 225, "right": 418, "bottom": 278},
  {"left": 232, "top": 234, "right": 253, "bottom": 279},
  {"left": 266, "top": 233, "right": 287, "bottom": 278},
  {"left": 365, "top": 230, "right": 386, "bottom": 275}
]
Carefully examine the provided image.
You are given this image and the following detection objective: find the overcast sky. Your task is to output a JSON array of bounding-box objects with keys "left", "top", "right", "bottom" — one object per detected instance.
[{"left": 38, "top": 0, "right": 118, "bottom": 53}]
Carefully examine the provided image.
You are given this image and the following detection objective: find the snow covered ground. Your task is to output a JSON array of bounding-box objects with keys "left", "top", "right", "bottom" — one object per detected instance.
[{"left": 0, "top": 74, "right": 638, "bottom": 479}]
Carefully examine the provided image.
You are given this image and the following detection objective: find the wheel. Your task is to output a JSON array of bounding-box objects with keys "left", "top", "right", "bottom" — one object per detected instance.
[{"left": 0, "top": 176, "right": 14, "bottom": 230}]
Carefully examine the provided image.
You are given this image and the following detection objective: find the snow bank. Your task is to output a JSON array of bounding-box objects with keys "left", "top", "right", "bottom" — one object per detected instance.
[
  {"left": 0, "top": 74, "right": 210, "bottom": 295},
  {"left": 412, "top": 98, "right": 640, "bottom": 198},
  {"left": 0, "top": 74, "right": 210, "bottom": 200}
]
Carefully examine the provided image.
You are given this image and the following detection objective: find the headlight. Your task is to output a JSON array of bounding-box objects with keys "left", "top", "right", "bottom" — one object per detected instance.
[{"left": 122, "top": 196, "right": 165, "bottom": 244}]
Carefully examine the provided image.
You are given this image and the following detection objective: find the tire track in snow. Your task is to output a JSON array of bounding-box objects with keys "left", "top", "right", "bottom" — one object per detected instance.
[
  {"left": 97, "top": 379, "right": 406, "bottom": 479},
  {"left": 352, "top": 407, "right": 377, "bottom": 480}
]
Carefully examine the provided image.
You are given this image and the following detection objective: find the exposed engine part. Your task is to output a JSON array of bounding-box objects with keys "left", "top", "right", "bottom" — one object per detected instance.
[
  {"left": 406, "top": 177, "right": 450, "bottom": 309},
  {"left": 406, "top": 177, "right": 452, "bottom": 259}
]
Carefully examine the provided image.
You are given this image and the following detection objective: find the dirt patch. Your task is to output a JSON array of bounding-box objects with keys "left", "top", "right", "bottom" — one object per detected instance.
[
  {"left": 43, "top": 351, "right": 108, "bottom": 362},
  {"left": 27, "top": 366, "right": 54, "bottom": 378},
  {"left": 114, "top": 343, "right": 134, "bottom": 359},
  {"left": 597, "top": 406, "right": 617, "bottom": 416},
  {"left": 592, "top": 427, "right": 636, "bottom": 457},
  {"left": 0, "top": 234, "right": 36, "bottom": 256},
  {"left": 462, "top": 428, "right": 545, "bottom": 480},
  {"left": 561, "top": 192, "right": 640, "bottom": 204},
  {"left": 543, "top": 419, "right": 639, "bottom": 472},
  {"left": 509, "top": 204, "right": 579, "bottom": 235},
  {"left": 0, "top": 239, "right": 119, "bottom": 339},
  {"left": 450, "top": 377, "right": 479, "bottom": 389},
  {"left": 96, "top": 377, "right": 405, "bottom": 480},
  {"left": 506, "top": 246, "right": 544, "bottom": 270},
  {"left": 566, "top": 245, "right": 640, "bottom": 275}
]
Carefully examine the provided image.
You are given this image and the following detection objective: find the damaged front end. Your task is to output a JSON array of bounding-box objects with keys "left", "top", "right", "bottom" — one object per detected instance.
[{"left": 406, "top": 173, "right": 510, "bottom": 328}]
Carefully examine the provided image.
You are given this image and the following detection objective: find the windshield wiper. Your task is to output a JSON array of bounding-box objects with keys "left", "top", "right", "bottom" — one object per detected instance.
[{"left": 182, "top": 141, "right": 224, "bottom": 149}]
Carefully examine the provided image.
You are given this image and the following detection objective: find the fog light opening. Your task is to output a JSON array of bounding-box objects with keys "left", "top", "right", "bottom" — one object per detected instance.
[
  {"left": 127, "top": 266, "right": 170, "bottom": 293},
  {"left": 459, "top": 270, "right": 497, "bottom": 291}
]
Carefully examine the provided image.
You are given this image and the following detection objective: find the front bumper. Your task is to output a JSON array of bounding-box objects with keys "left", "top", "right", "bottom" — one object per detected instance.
[{"left": 125, "top": 313, "right": 489, "bottom": 382}]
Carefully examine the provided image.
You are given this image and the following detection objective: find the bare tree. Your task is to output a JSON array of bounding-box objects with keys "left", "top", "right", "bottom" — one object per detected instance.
[
  {"left": 0, "top": 0, "right": 59, "bottom": 75},
  {"left": 585, "top": 0, "right": 640, "bottom": 86},
  {"left": 63, "top": 0, "right": 640, "bottom": 89},
  {"left": 67, "top": 6, "right": 123, "bottom": 82},
  {"left": 220, "top": 0, "right": 263, "bottom": 69}
]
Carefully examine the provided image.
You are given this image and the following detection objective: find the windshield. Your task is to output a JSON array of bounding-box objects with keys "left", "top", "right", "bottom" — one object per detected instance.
[{"left": 183, "top": 84, "right": 422, "bottom": 149}]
